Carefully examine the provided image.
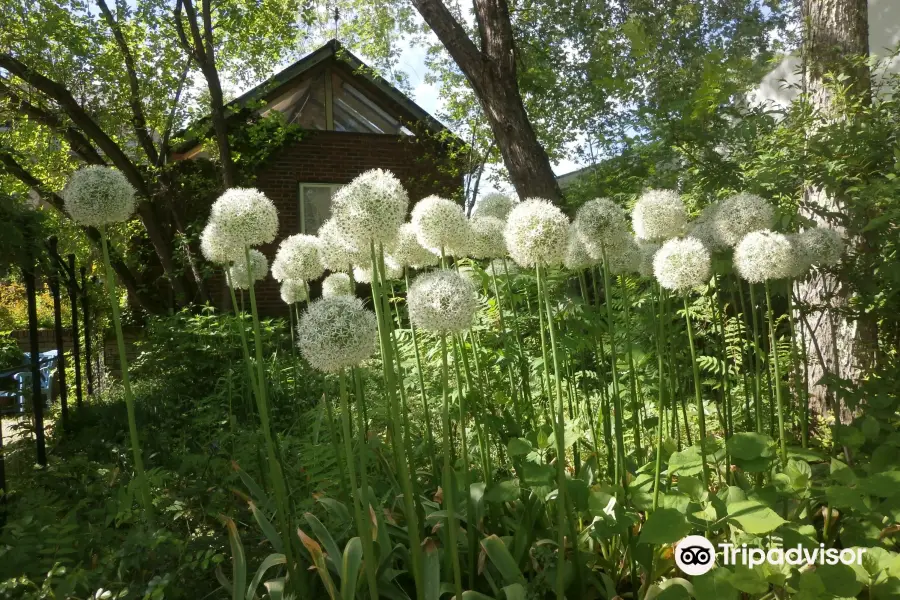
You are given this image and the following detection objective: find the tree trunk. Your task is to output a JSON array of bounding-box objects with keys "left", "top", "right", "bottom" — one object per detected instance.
[
  {"left": 410, "top": 0, "right": 562, "bottom": 203},
  {"left": 799, "top": 0, "right": 877, "bottom": 422}
]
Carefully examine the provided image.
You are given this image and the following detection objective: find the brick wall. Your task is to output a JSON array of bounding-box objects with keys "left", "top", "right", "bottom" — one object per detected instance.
[{"left": 214, "top": 131, "right": 463, "bottom": 317}]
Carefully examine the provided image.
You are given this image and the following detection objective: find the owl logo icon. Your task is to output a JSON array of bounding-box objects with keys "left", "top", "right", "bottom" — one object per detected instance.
[{"left": 675, "top": 536, "right": 716, "bottom": 575}]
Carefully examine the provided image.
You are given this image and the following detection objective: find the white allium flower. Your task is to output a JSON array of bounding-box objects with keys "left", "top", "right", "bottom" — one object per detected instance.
[
  {"left": 411, "top": 195, "right": 470, "bottom": 255},
  {"left": 636, "top": 240, "right": 661, "bottom": 278},
  {"left": 564, "top": 226, "right": 596, "bottom": 270},
  {"left": 389, "top": 223, "right": 440, "bottom": 269},
  {"left": 318, "top": 218, "right": 368, "bottom": 272},
  {"left": 209, "top": 188, "right": 278, "bottom": 248},
  {"left": 785, "top": 234, "right": 812, "bottom": 279},
  {"left": 63, "top": 166, "right": 136, "bottom": 227},
  {"left": 297, "top": 296, "right": 378, "bottom": 373},
  {"left": 330, "top": 169, "right": 407, "bottom": 248},
  {"left": 605, "top": 232, "right": 641, "bottom": 275},
  {"left": 322, "top": 272, "right": 353, "bottom": 297},
  {"left": 573, "top": 198, "right": 628, "bottom": 258},
  {"left": 407, "top": 270, "right": 478, "bottom": 333},
  {"left": 474, "top": 193, "right": 516, "bottom": 220},
  {"left": 713, "top": 192, "right": 775, "bottom": 247},
  {"left": 469, "top": 216, "right": 508, "bottom": 259},
  {"left": 271, "top": 234, "right": 324, "bottom": 283},
  {"left": 632, "top": 189, "right": 687, "bottom": 241},
  {"left": 353, "top": 259, "right": 403, "bottom": 284},
  {"left": 686, "top": 203, "right": 727, "bottom": 252},
  {"left": 798, "top": 227, "right": 844, "bottom": 268},
  {"left": 653, "top": 237, "right": 711, "bottom": 292},
  {"left": 227, "top": 249, "right": 269, "bottom": 290},
  {"left": 733, "top": 230, "right": 795, "bottom": 283},
  {"left": 504, "top": 198, "right": 569, "bottom": 267},
  {"left": 200, "top": 222, "right": 240, "bottom": 265},
  {"left": 280, "top": 279, "right": 309, "bottom": 304}
]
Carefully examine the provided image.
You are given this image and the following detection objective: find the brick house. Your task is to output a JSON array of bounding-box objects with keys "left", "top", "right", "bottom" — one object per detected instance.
[{"left": 174, "top": 40, "right": 465, "bottom": 315}]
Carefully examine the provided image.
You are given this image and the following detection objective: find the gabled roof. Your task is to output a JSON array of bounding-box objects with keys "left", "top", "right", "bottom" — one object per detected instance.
[{"left": 175, "top": 39, "right": 454, "bottom": 151}]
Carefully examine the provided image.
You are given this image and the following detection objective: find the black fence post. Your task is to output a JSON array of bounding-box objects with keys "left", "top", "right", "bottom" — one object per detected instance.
[
  {"left": 48, "top": 238, "right": 69, "bottom": 431},
  {"left": 67, "top": 254, "right": 83, "bottom": 408},
  {"left": 81, "top": 267, "right": 94, "bottom": 398},
  {"left": 23, "top": 256, "right": 47, "bottom": 467}
]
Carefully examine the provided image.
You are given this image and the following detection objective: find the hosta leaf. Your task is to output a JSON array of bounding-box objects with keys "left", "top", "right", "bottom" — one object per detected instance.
[
  {"left": 726, "top": 432, "right": 774, "bottom": 460},
  {"left": 727, "top": 500, "right": 786, "bottom": 534}
]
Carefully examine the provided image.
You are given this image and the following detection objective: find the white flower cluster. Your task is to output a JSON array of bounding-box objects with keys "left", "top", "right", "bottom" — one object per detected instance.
[
  {"left": 797, "top": 227, "right": 844, "bottom": 268},
  {"left": 785, "top": 234, "right": 812, "bottom": 279},
  {"left": 605, "top": 233, "right": 641, "bottom": 275},
  {"left": 686, "top": 203, "right": 727, "bottom": 252},
  {"left": 564, "top": 226, "right": 595, "bottom": 270},
  {"left": 322, "top": 272, "right": 353, "bottom": 297},
  {"left": 504, "top": 198, "right": 569, "bottom": 267},
  {"left": 210, "top": 188, "right": 278, "bottom": 248},
  {"left": 469, "top": 216, "right": 508, "bottom": 259},
  {"left": 573, "top": 198, "right": 628, "bottom": 258},
  {"left": 330, "top": 169, "right": 407, "bottom": 248},
  {"left": 297, "top": 296, "right": 378, "bottom": 373},
  {"left": 318, "top": 219, "right": 368, "bottom": 272},
  {"left": 271, "top": 234, "right": 324, "bottom": 283},
  {"left": 653, "top": 237, "right": 711, "bottom": 292},
  {"left": 713, "top": 192, "right": 774, "bottom": 247},
  {"left": 411, "top": 195, "right": 470, "bottom": 256},
  {"left": 389, "top": 223, "right": 439, "bottom": 269},
  {"left": 632, "top": 189, "right": 687, "bottom": 241},
  {"left": 474, "top": 193, "right": 516, "bottom": 220},
  {"left": 636, "top": 240, "right": 661, "bottom": 278},
  {"left": 353, "top": 259, "right": 403, "bottom": 284},
  {"left": 200, "top": 222, "right": 240, "bottom": 265},
  {"left": 63, "top": 166, "right": 136, "bottom": 227},
  {"left": 227, "top": 249, "right": 269, "bottom": 290},
  {"left": 408, "top": 270, "right": 478, "bottom": 333},
  {"left": 734, "top": 230, "right": 795, "bottom": 283},
  {"left": 280, "top": 279, "right": 309, "bottom": 305}
]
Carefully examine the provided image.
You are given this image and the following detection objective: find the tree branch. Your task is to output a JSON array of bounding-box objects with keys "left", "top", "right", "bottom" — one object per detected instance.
[
  {"left": 158, "top": 59, "right": 190, "bottom": 165},
  {"left": 95, "top": 0, "right": 160, "bottom": 164},
  {"left": 410, "top": 0, "right": 485, "bottom": 87}
]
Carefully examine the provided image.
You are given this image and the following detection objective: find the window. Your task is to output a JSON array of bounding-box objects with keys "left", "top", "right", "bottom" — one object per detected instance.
[{"left": 299, "top": 183, "right": 342, "bottom": 234}]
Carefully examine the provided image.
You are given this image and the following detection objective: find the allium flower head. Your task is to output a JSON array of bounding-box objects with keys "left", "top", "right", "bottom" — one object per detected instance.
[
  {"left": 469, "top": 216, "right": 508, "bottom": 259},
  {"left": 632, "top": 189, "right": 687, "bottom": 241},
  {"left": 389, "top": 223, "right": 440, "bottom": 269},
  {"left": 318, "top": 219, "right": 368, "bottom": 272},
  {"left": 411, "top": 195, "right": 470, "bottom": 255},
  {"left": 280, "top": 279, "right": 309, "bottom": 304},
  {"left": 636, "top": 240, "right": 661, "bottom": 278},
  {"left": 785, "top": 234, "right": 812, "bottom": 279},
  {"left": 210, "top": 188, "right": 278, "bottom": 248},
  {"left": 713, "top": 192, "right": 775, "bottom": 247},
  {"left": 474, "top": 193, "right": 516, "bottom": 220},
  {"left": 353, "top": 259, "right": 402, "bottom": 284},
  {"left": 504, "top": 198, "right": 569, "bottom": 267},
  {"left": 408, "top": 270, "right": 478, "bottom": 333},
  {"left": 63, "top": 166, "right": 136, "bottom": 227},
  {"left": 564, "top": 226, "right": 596, "bottom": 270},
  {"left": 227, "top": 249, "right": 269, "bottom": 290},
  {"left": 573, "top": 198, "right": 628, "bottom": 258},
  {"left": 330, "top": 169, "right": 407, "bottom": 248},
  {"left": 686, "top": 203, "right": 726, "bottom": 252},
  {"left": 271, "top": 234, "right": 324, "bottom": 282},
  {"left": 605, "top": 232, "right": 641, "bottom": 275},
  {"left": 733, "top": 230, "right": 795, "bottom": 283},
  {"left": 297, "top": 296, "right": 378, "bottom": 373},
  {"left": 200, "top": 222, "right": 241, "bottom": 265},
  {"left": 797, "top": 227, "right": 844, "bottom": 268},
  {"left": 653, "top": 237, "right": 711, "bottom": 292},
  {"left": 322, "top": 273, "right": 353, "bottom": 298}
]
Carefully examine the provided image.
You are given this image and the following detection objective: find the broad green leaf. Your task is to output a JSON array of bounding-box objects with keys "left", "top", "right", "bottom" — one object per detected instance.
[
  {"left": 422, "top": 538, "right": 440, "bottom": 600},
  {"left": 507, "top": 438, "right": 532, "bottom": 457},
  {"left": 830, "top": 458, "right": 857, "bottom": 485},
  {"left": 304, "top": 513, "right": 342, "bottom": 571},
  {"left": 502, "top": 583, "right": 526, "bottom": 600},
  {"left": 340, "top": 538, "right": 363, "bottom": 600},
  {"left": 826, "top": 486, "right": 869, "bottom": 512},
  {"left": 693, "top": 568, "right": 739, "bottom": 600},
  {"left": 246, "top": 553, "right": 286, "bottom": 600},
  {"left": 726, "top": 432, "right": 774, "bottom": 460},
  {"left": 816, "top": 563, "right": 864, "bottom": 598},
  {"left": 668, "top": 446, "right": 703, "bottom": 476},
  {"left": 727, "top": 500, "right": 786, "bottom": 535},
  {"left": 298, "top": 528, "right": 338, "bottom": 600},
  {"left": 859, "top": 470, "right": 900, "bottom": 497},
  {"left": 728, "top": 565, "right": 768, "bottom": 594},
  {"left": 638, "top": 508, "right": 691, "bottom": 544},
  {"left": 248, "top": 501, "right": 283, "bottom": 553},
  {"left": 223, "top": 517, "right": 247, "bottom": 600},
  {"left": 481, "top": 535, "right": 526, "bottom": 586},
  {"left": 485, "top": 479, "right": 520, "bottom": 504}
]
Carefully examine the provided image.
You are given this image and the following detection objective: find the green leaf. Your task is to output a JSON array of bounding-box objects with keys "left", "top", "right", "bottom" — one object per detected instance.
[
  {"left": 728, "top": 565, "right": 768, "bottom": 594},
  {"left": 727, "top": 500, "right": 786, "bottom": 535},
  {"left": 340, "top": 538, "right": 362, "bottom": 600},
  {"left": 668, "top": 446, "right": 703, "bottom": 476},
  {"left": 248, "top": 501, "right": 283, "bottom": 553},
  {"left": 826, "top": 486, "right": 869, "bottom": 512},
  {"left": 422, "top": 539, "right": 440, "bottom": 600},
  {"left": 481, "top": 535, "right": 526, "bottom": 586},
  {"left": 727, "top": 432, "right": 774, "bottom": 460},
  {"left": 817, "top": 563, "right": 864, "bottom": 598},
  {"left": 521, "top": 462, "right": 554, "bottom": 487},
  {"left": 859, "top": 470, "right": 900, "bottom": 497},
  {"left": 693, "top": 568, "right": 739, "bottom": 600},
  {"left": 246, "top": 553, "right": 286, "bottom": 600},
  {"left": 507, "top": 438, "right": 532, "bottom": 457},
  {"left": 304, "top": 513, "right": 342, "bottom": 570},
  {"left": 502, "top": 583, "right": 526, "bottom": 600},
  {"left": 639, "top": 508, "right": 691, "bottom": 544},
  {"left": 830, "top": 458, "right": 857, "bottom": 485},
  {"left": 485, "top": 480, "right": 520, "bottom": 504},
  {"left": 223, "top": 518, "right": 247, "bottom": 600},
  {"left": 298, "top": 529, "right": 338, "bottom": 600}
]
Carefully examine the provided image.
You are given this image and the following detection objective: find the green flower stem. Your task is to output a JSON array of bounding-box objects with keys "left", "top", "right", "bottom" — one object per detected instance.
[
  {"left": 501, "top": 259, "right": 534, "bottom": 420},
  {"left": 489, "top": 266, "right": 523, "bottom": 425},
  {"left": 652, "top": 285, "right": 667, "bottom": 511},
  {"left": 440, "top": 332, "right": 464, "bottom": 598},
  {"left": 338, "top": 369, "right": 380, "bottom": 600},
  {"left": 683, "top": 295, "right": 710, "bottom": 488},
  {"left": 369, "top": 243, "right": 424, "bottom": 600},
  {"left": 746, "top": 283, "right": 765, "bottom": 434},
  {"left": 450, "top": 334, "right": 476, "bottom": 590},
  {"left": 712, "top": 275, "right": 733, "bottom": 441},
  {"left": 598, "top": 250, "right": 626, "bottom": 489},
  {"left": 792, "top": 286, "right": 810, "bottom": 449},
  {"left": 534, "top": 267, "right": 553, "bottom": 419},
  {"left": 243, "top": 247, "right": 301, "bottom": 592},
  {"left": 537, "top": 263, "right": 582, "bottom": 600},
  {"left": 100, "top": 228, "right": 153, "bottom": 522},
  {"left": 323, "top": 391, "right": 350, "bottom": 503},
  {"left": 621, "top": 275, "right": 642, "bottom": 463},
  {"left": 406, "top": 269, "right": 439, "bottom": 480},
  {"left": 764, "top": 281, "right": 788, "bottom": 467},
  {"left": 226, "top": 271, "right": 260, "bottom": 405},
  {"left": 729, "top": 279, "right": 754, "bottom": 429}
]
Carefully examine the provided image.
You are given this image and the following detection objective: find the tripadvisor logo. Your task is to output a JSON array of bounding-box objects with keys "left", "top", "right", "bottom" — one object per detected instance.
[{"left": 675, "top": 536, "right": 867, "bottom": 576}]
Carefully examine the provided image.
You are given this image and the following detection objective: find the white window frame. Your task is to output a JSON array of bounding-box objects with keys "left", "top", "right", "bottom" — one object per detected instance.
[{"left": 298, "top": 183, "right": 343, "bottom": 234}]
